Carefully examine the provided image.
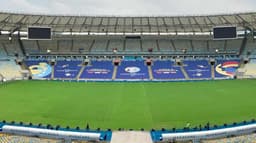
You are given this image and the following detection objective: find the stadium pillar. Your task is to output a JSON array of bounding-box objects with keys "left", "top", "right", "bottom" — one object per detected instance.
[{"left": 17, "top": 32, "right": 26, "bottom": 56}]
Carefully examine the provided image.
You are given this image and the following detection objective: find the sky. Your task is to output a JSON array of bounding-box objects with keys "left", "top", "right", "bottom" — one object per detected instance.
[{"left": 0, "top": 0, "right": 255, "bottom": 16}]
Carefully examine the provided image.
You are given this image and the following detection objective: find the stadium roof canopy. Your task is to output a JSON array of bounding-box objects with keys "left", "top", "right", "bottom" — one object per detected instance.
[{"left": 0, "top": 12, "right": 255, "bottom": 34}]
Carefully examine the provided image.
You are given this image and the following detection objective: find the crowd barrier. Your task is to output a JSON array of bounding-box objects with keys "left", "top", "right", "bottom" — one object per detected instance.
[
  {"left": 151, "top": 120, "right": 256, "bottom": 142},
  {"left": 32, "top": 77, "right": 233, "bottom": 83},
  {"left": 0, "top": 122, "right": 112, "bottom": 142}
]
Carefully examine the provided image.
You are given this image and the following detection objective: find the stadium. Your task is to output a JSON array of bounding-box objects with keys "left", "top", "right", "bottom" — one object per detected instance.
[{"left": 0, "top": 10, "right": 256, "bottom": 143}]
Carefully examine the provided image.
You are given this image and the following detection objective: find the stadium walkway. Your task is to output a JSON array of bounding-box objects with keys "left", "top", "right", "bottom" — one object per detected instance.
[{"left": 110, "top": 131, "right": 153, "bottom": 143}]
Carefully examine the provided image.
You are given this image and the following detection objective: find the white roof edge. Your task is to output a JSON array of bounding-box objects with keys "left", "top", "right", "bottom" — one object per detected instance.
[{"left": 0, "top": 10, "right": 255, "bottom": 18}]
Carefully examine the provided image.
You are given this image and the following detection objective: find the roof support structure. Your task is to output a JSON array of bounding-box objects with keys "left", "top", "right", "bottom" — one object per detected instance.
[
  {"left": 236, "top": 15, "right": 254, "bottom": 31},
  {"left": 79, "top": 17, "right": 87, "bottom": 33},
  {"left": 177, "top": 17, "right": 185, "bottom": 32},
  {"left": 0, "top": 12, "right": 254, "bottom": 35}
]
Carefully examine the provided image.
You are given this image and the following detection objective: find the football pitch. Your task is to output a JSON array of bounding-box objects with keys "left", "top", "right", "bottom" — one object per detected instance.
[{"left": 0, "top": 79, "right": 256, "bottom": 130}]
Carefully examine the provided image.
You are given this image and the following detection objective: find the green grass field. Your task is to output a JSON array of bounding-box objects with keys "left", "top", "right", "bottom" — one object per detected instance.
[{"left": 0, "top": 80, "right": 256, "bottom": 130}]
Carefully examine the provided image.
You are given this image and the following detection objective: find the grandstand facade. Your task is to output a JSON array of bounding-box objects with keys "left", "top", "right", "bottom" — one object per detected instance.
[{"left": 0, "top": 12, "right": 255, "bottom": 81}]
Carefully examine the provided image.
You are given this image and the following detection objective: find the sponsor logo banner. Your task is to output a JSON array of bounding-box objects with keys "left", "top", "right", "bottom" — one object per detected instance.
[
  {"left": 86, "top": 69, "right": 111, "bottom": 74},
  {"left": 29, "top": 62, "right": 52, "bottom": 78},
  {"left": 215, "top": 61, "right": 239, "bottom": 76},
  {"left": 154, "top": 68, "right": 178, "bottom": 74}
]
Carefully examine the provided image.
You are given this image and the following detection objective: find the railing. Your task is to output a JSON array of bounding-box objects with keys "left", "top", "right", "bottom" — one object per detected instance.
[
  {"left": 151, "top": 119, "right": 256, "bottom": 142},
  {"left": 28, "top": 50, "right": 238, "bottom": 56},
  {"left": 0, "top": 121, "right": 112, "bottom": 142}
]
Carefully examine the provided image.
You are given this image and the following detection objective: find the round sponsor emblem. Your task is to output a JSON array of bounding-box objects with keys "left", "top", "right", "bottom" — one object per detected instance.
[
  {"left": 29, "top": 62, "right": 52, "bottom": 78},
  {"left": 65, "top": 73, "right": 71, "bottom": 77},
  {"left": 215, "top": 61, "right": 239, "bottom": 76},
  {"left": 196, "top": 73, "right": 202, "bottom": 77},
  {"left": 125, "top": 67, "right": 141, "bottom": 73}
]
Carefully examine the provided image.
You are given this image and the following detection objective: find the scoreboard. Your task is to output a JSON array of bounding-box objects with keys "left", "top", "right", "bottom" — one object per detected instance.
[
  {"left": 28, "top": 27, "right": 51, "bottom": 40},
  {"left": 213, "top": 26, "right": 237, "bottom": 39}
]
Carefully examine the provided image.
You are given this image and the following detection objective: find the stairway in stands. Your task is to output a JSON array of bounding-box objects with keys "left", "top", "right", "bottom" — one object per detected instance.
[
  {"left": 49, "top": 61, "right": 57, "bottom": 79},
  {"left": 18, "top": 60, "right": 28, "bottom": 70},
  {"left": 180, "top": 65, "right": 189, "bottom": 80},
  {"left": 112, "top": 66, "right": 118, "bottom": 80},
  {"left": 51, "top": 62, "right": 55, "bottom": 79},
  {"left": 111, "top": 131, "right": 153, "bottom": 143},
  {"left": 0, "top": 134, "right": 10, "bottom": 143},
  {"left": 76, "top": 64, "right": 86, "bottom": 80},
  {"left": 148, "top": 66, "right": 153, "bottom": 80},
  {"left": 211, "top": 64, "right": 215, "bottom": 79}
]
